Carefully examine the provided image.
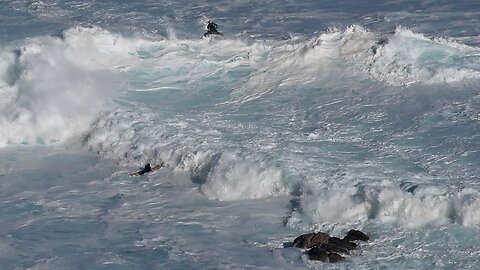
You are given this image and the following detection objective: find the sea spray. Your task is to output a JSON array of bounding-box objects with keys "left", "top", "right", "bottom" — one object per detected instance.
[{"left": 0, "top": 26, "right": 149, "bottom": 146}]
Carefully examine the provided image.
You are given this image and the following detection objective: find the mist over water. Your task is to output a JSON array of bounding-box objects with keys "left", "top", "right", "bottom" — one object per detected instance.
[{"left": 1, "top": 0, "right": 480, "bottom": 269}]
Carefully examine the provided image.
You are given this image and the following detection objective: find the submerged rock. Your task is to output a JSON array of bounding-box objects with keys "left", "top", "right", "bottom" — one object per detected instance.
[{"left": 292, "top": 232, "right": 330, "bottom": 249}]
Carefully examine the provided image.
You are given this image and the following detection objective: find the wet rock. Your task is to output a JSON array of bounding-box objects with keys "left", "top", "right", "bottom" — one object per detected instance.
[
  {"left": 291, "top": 229, "right": 370, "bottom": 263},
  {"left": 293, "top": 232, "right": 330, "bottom": 249},
  {"left": 343, "top": 229, "right": 370, "bottom": 242}
]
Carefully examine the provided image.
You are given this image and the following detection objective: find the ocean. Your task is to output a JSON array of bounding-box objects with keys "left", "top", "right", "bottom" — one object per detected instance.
[{"left": 1, "top": 0, "right": 480, "bottom": 269}]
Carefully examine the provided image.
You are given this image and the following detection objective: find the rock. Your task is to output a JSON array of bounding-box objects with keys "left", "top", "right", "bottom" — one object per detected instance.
[
  {"left": 293, "top": 232, "right": 330, "bottom": 249},
  {"left": 293, "top": 233, "right": 315, "bottom": 248},
  {"left": 328, "top": 252, "right": 345, "bottom": 263},
  {"left": 293, "top": 229, "right": 369, "bottom": 263},
  {"left": 328, "top": 237, "right": 357, "bottom": 251},
  {"left": 343, "top": 229, "right": 369, "bottom": 242},
  {"left": 307, "top": 246, "right": 329, "bottom": 262}
]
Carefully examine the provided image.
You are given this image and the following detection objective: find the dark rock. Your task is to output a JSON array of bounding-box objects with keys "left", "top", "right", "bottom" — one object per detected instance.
[
  {"left": 307, "top": 246, "right": 329, "bottom": 262},
  {"left": 328, "top": 237, "right": 357, "bottom": 250},
  {"left": 307, "top": 246, "right": 323, "bottom": 256},
  {"left": 311, "top": 232, "right": 330, "bottom": 245},
  {"left": 343, "top": 229, "right": 369, "bottom": 242},
  {"left": 293, "top": 232, "right": 315, "bottom": 248},
  {"left": 293, "top": 232, "right": 330, "bottom": 249},
  {"left": 294, "top": 229, "right": 370, "bottom": 263},
  {"left": 328, "top": 252, "right": 345, "bottom": 263}
]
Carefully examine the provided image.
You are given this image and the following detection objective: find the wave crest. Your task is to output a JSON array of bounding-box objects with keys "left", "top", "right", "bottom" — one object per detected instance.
[{"left": 363, "top": 26, "right": 480, "bottom": 85}]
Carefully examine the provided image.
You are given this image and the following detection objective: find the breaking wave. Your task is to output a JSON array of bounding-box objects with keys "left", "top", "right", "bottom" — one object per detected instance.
[
  {"left": 0, "top": 26, "right": 150, "bottom": 145},
  {"left": 288, "top": 181, "right": 480, "bottom": 230},
  {"left": 363, "top": 26, "right": 480, "bottom": 85},
  {"left": 3, "top": 25, "right": 480, "bottom": 227},
  {"left": 2, "top": 25, "right": 479, "bottom": 146}
]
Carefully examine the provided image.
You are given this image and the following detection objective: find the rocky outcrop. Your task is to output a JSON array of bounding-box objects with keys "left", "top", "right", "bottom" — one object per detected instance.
[
  {"left": 292, "top": 232, "right": 330, "bottom": 249},
  {"left": 290, "top": 229, "right": 369, "bottom": 263}
]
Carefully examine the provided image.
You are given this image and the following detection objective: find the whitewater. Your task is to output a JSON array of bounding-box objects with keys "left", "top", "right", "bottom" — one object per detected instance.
[{"left": 1, "top": 0, "right": 480, "bottom": 269}]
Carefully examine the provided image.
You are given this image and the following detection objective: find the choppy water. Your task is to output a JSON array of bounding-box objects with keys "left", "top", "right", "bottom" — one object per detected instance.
[{"left": 1, "top": 1, "right": 480, "bottom": 269}]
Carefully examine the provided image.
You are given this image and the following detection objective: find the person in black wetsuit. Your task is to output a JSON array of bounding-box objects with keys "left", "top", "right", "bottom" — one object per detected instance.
[
  {"left": 207, "top": 21, "right": 218, "bottom": 32},
  {"left": 138, "top": 163, "right": 152, "bottom": 175},
  {"left": 129, "top": 163, "right": 152, "bottom": 176},
  {"left": 204, "top": 21, "right": 223, "bottom": 37}
]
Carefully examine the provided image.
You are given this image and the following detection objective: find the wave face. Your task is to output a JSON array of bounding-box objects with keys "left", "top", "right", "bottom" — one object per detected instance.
[{"left": 363, "top": 27, "right": 480, "bottom": 85}]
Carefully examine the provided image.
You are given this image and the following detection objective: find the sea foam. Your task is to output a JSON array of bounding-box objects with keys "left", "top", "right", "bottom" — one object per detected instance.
[{"left": 0, "top": 26, "right": 148, "bottom": 146}]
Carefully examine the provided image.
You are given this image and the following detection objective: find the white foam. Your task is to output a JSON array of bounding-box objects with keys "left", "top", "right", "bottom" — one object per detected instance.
[
  {"left": 224, "top": 24, "right": 480, "bottom": 102},
  {"left": 247, "top": 25, "right": 480, "bottom": 87},
  {"left": 289, "top": 182, "right": 480, "bottom": 230},
  {"left": 201, "top": 152, "right": 290, "bottom": 201},
  {"left": 5, "top": 25, "right": 475, "bottom": 149},
  {"left": 362, "top": 26, "right": 480, "bottom": 85},
  {"left": 36, "top": 25, "right": 476, "bottom": 210},
  {"left": 2, "top": 24, "right": 477, "bottom": 147},
  {"left": 85, "top": 108, "right": 293, "bottom": 201},
  {"left": 0, "top": 26, "right": 150, "bottom": 146},
  {"left": 227, "top": 32, "right": 344, "bottom": 103}
]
